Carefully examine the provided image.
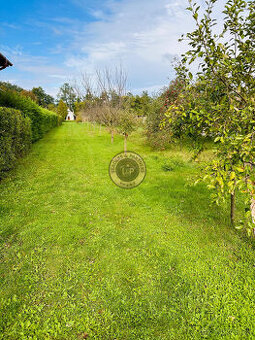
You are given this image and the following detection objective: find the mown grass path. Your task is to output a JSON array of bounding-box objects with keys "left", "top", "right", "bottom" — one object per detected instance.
[{"left": 1, "top": 122, "right": 255, "bottom": 339}]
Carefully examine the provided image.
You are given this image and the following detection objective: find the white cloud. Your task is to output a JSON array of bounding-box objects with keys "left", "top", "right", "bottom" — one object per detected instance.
[
  {"left": 0, "top": 49, "right": 71, "bottom": 96},
  {"left": 1, "top": 0, "right": 225, "bottom": 96},
  {"left": 64, "top": 0, "right": 197, "bottom": 94},
  {"left": 1, "top": 23, "right": 20, "bottom": 30}
]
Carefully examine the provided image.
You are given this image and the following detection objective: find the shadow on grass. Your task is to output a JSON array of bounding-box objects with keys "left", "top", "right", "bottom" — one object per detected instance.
[{"left": 142, "top": 171, "right": 231, "bottom": 233}]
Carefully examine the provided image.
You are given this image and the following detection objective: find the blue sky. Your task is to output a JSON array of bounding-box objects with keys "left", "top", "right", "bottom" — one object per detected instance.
[{"left": 0, "top": 0, "right": 223, "bottom": 97}]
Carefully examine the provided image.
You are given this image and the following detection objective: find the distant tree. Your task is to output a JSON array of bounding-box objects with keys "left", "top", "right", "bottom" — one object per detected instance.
[
  {"left": 20, "top": 90, "right": 37, "bottom": 102},
  {"left": 96, "top": 66, "right": 128, "bottom": 143},
  {"left": 0, "top": 81, "right": 23, "bottom": 92},
  {"left": 47, "top": 103, "right": 57, "bottom": 112},
  {"left": 123, "top": 91, "right": 153, "bottom": 117},
  {"left": 57, "top": 83, "right": 77, "bottom": 112},
  {"left": 146, "top": 95, "right": 168, "bottom": 149},
  {"left": 57, "top": 100, "right": 68, "bottom": 120},
  {"left": 139, "top": 91, "right": 152, "bottom": 115},
  {"left": 73, "top": 72, "right": 96, "bottom": 102},
  {"left": 117, "top": 110, "right": 137, "bottom": 152},
  {"left": 31, "top": 87, "right": 55, "bottom": 107}
]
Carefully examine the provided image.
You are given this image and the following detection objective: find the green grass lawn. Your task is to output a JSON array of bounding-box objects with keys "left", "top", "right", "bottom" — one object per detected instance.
[{"left": 1, "top": 122, "right": 255, "bottom": 339}]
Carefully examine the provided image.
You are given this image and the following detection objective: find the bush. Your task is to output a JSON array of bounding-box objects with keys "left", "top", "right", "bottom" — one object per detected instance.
[
  {"left": 0, "top": 89, "right": 62, "bottom": 178},
  {"left": 76, "top": 115, "right": 82, "bottom": 123},
  {"left": 40, "top": 107, "right": 62, "bottom": 134},
  {"left": 0, "top": 107, "right": 31, "bottom": 177},
  {"left": 0, "top": 89, "right": 61, "bottom": 142}
]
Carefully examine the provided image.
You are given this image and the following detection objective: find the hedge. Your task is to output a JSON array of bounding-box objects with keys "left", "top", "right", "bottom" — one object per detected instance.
[
  {"left": 0, "top": 107, "right": 31, "bottom": 177},
  {"left": 0, "top": 89, "right": 61, "bottom": 142}
]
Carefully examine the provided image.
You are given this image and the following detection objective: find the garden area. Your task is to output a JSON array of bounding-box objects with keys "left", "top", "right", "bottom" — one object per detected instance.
[{"left": 0, "top": 0, "right": 254, "bottom": 338}]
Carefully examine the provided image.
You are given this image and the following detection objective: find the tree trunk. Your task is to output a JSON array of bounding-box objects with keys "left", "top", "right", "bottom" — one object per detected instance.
[
  {"left": 124, "top": 134, "right": 127, "bottom": 153},
  {"left": 111, "top": 131, "right": 114, "bottom": 143},
  {"left": 230, "top": 192, "right": 235, "bottom": 226},
  {"left": 251, "top": 197, "right": 255, "bottom": 223},
  {"left": 244, "top": 163, "right": 255, "bottom": 233}
]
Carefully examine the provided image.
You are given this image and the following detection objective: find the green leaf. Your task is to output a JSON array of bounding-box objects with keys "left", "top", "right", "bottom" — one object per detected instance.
[
  {"left": 193, "top": 12, "right": 198, "bottom": 20},
  {"left": 236, "top": 167, "right": 244, "bottom": 172},
  {"left": 230, "top": 172, "right": 236, "bottom": 180},
  {"left": 235, "top": 225, "right": 244, "bottom": 230}
]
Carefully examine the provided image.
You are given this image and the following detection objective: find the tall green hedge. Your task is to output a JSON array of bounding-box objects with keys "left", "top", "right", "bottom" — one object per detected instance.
[
  {"left": 0, "top": 89, "right": 61, "bottom": 142},
  {"left": 0, "top": 89, "right": 62, "bottom": 178},
  {"left": 0, "top": 107, "right": 31, "bottom": 177}
]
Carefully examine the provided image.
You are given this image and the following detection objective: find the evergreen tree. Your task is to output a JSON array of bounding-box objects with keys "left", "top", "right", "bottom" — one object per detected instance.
[
  {"left": 57, "top": 100, "right": 68, "bottom": 120},
  {"left": 57, "top": 83, "right": 77, "bottom": 112},
  {"left": 31, "top": 87, "right": 55, "bottom": 107}
]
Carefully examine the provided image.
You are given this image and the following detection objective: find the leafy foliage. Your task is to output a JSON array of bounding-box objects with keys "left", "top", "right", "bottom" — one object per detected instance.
[
  {"left": 20, "top": 90, "right": 38, "bottom": 102},
  {"left": 57, "top": 100, "right": 68, "bottom": 120},
  {"left": 165, "top": 0, "right": 255, "bottom": 230},
  {"left": 0, "top": 89, "right": 61, "bottom": 142},
  {"left": 146, "top": 91, "right": 173, "bottom": 150},
  {"left": 0, "top": 107, "right": 31, "bottom": 177},
  {"left": 123, "top": 91, "right": 152, "bottom": 117},
  {"left": 0, "top": 82, "right": 23, "bottom": 93},
  {"left": 117, "top": 110, "right": 137, "bottom": 137},
  {"left": 31, "top": 87, "right": 55, "bottom": 108},
  {"left": 57, "top": 83, "right": 77, "bottom": 112},
  {"left": 117, "top": 110, "right": 137, "bottom": 151}
]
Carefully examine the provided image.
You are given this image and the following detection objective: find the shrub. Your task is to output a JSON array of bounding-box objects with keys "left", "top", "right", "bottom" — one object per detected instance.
[
  {"left": 0, "top": 107, "right": 31, "bottom": 177},
  {"left": 40, "top": 107, "right": 62, "bottom": 134},
  {"left": 0, "top": 89, "right": 60, "bottom": 142},
  {"left": 56, "top": 100, "right": 68, "bottom": 120},
  {"left": 76, "top": 115, "right": 82, "bottom": 123}
]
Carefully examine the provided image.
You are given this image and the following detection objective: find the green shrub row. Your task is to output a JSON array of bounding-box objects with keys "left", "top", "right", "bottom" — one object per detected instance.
[
  {"left": 0, "top": 89, "right": 61, "bottom": 142},
  {"left": 0, "top": 107, "right": 31, "bottom": 177}
]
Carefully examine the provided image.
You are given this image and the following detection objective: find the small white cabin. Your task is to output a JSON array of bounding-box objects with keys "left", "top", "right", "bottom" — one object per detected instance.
[{"left": 65, "top": 110, "right": 76, "bottom": 121}]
